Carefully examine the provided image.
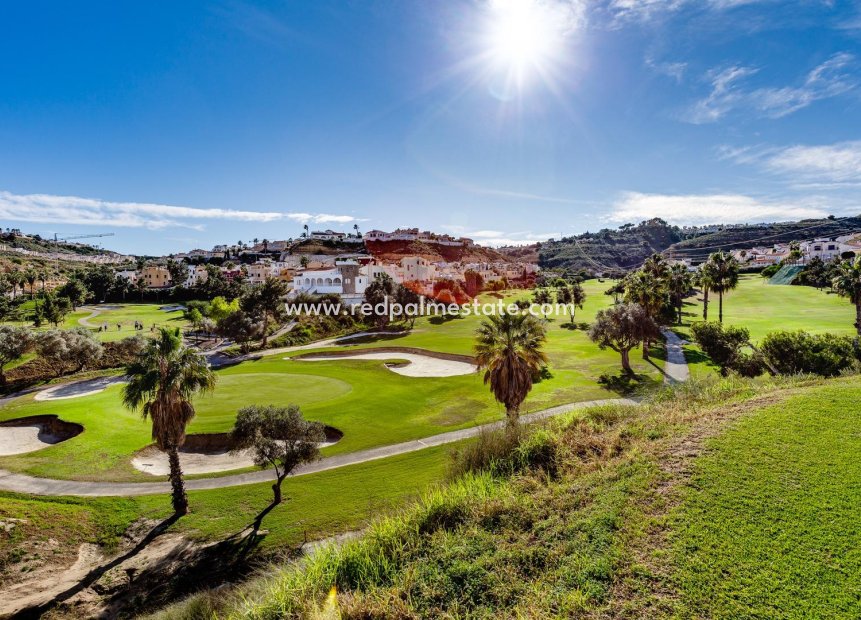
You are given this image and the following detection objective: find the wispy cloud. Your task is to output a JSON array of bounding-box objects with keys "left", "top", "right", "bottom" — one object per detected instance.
[
  {"left": 645, "top": 56, "right": 687, "bottom": 81},
  {"left": 720, "top": 140, "right": 861, "bottom": 187},
  {"left": 607, "top": 191, "right": 828, "bottom": 225},
  {"left": 441, "top": 225, "right": 559, "bottom": 247},
  {"left": 0, "top": 191, "right": 361, "bottom": 230},
  {"left": 684, "top": 53, "right": 857, "bottom": 123},
  {"left": 608, "top": 0, "right": 776, "bottom": 23}
]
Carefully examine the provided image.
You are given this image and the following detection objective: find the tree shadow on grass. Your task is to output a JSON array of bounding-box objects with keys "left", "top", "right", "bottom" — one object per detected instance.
[
  {"left": 559, "top": 321, "right": 591, "bottom": 331},
  {"left": 598, "top": 372, "right": 654, "bottom": 396}
]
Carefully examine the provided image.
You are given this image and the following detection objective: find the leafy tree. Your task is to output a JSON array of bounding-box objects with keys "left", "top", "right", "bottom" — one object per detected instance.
[
  {"left": 122, "top": 328, "right": 216, "bottom": 514},
  {"left": 463, "top": 269, "right": 484, "bottom": 297},
  {"left": 474, "top": 313, "right": 548, "bottom": 428},
  {"left": 208, "top": 295, "right": 239, "bottom": 323},
  {"left": 57, "top": 278, "right": 88, "bottom": 309},
  {"left": 187, "top": 307, "right": 204, "bottom": 331},
  {"left": 166, "top": 259, "right": 187, "bottom": 287},
  {"left": 798, "top": 256, "right": 829, "bottom": 289},
  {"left": 243, "top": 277, "right": 288, "bottom": 346},
  {"left": 231, "top": 404, "right": 325, "bottom": 505},
  {"left": 364, "top": 273, "right": 397, "bottom": 327},
  {"left": 690, "top": 321, "right": 762, "bottom": 377},
  {"left": 0, "top": 325, "right": 33, "bottom": 385},
  {"left": 36, "top": 328, "right": 103, "bottom": 375},
  {"left": 532, "top": 288, "right": 553, "bottom": 305},
  {"left": 833, "top": 257, "right": 861, "bottom": 335},
  {"left": 217, "top": 309, "right": 264, "bottom": 353},
  {"left": 703, "top": 251, "right": 740, "bottom": 323},
  {"left": 40, "top": 291, "right": 72, "bottom": 326},
  {"left": 589, "top": 303, "right": 660, "bottom": 374}
]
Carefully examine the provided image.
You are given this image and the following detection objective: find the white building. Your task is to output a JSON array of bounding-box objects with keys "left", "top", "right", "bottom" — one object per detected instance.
[
  {"left": 292, "top": 261, "right": 368, "bottom": 300},
  {"left": 185, "top": 264, "right": 209, "bottom": 287}
]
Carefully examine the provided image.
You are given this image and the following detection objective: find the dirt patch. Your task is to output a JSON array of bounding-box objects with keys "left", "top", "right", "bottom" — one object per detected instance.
[
  {"left": 295, "top": 348, "right": 477, "bottom": 377},
  {"left": 131, "top": 427, "right": 343, "bottom": 476},
  {"left": 0, "top": 415, "right": 83, "bottom": 455}
]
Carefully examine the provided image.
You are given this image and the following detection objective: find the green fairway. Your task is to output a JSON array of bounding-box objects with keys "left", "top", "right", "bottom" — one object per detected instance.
[
  {"left": 669, "top": 383, "right": 861, "bottom": 618},
  {"left": 672, "top": 274, "right": 857, "bottom": 377},
  {"left": 0, "top": 283, "right": 666, "bottom": 482},
  {"left": 3, "top": 302, "right": 189, "bottom": 342},
  {"left": 68, "top": 303, "right": 189, "bottom": 342}
]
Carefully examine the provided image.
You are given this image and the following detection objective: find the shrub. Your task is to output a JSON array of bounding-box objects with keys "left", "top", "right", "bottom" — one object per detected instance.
[
  {"left": 760, "top": 330, "right": 859, "bottom": 377},
  {"left": 690, "top": 322, "right": 765, "bottom": 377},
  {"left": 448, "top": 426, "right": 559, "bottom": 479},
  {"left": 761, "top": 264, "right": 781, "bottom": 278}
]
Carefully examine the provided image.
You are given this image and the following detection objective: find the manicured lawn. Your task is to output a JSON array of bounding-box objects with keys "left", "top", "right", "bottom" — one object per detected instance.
[
  {"left": 669, "top": 383, "right": 861, "bottom": 618},
  {"left": 673, "top": 274, "right": 857, "bottom": 376},
  {"left": 0, "top": 283, "right": 665, "bottom": 482},
  {"left": 3, "top": 302, "right": 188, "bottom": 342},
  {"left": 66, "top": 303, "right": 189, "bottom": 342}
]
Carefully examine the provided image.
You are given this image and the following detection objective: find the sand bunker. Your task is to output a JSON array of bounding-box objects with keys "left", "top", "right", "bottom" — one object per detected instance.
[
  {"left": 34, "top": 377, "right": 126, "bottom": 401},
  {"left": 294, "top": 351, "right": 477, "bottom": 377},
  {"left": 131, "top": 427, "right": 342, "bottom": 476},
  {"left": 0, "top": 416, "right": 83, "bottom": 456}
]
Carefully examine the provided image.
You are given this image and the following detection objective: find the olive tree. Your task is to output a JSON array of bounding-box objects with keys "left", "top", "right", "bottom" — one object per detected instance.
[
  {"left": 231, "top": 404, "right": 325, "bottom": 505},
  {"left": 589, "top": 303, "right": 660, "bottom": 374},
  {"left": 36, "top": 328, "right": 103, "bottom": 375},
  {"left": 0, "top": 325, "right": 34, "bottom": 385}
]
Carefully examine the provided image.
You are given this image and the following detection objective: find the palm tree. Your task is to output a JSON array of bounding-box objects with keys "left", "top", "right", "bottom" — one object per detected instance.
[
  {"left": 303, "top": 224, "right": 309, "bottom": 238},
  {"left": 474, "top": 313, "right": 547, "bottom": 428},
  {"left": 667, "top": 264, "right": 692, "bottom": 324},
  {"left": 122, "top": 328, "right": 216, "bottom": 514},
  {"left": 24, "top": 270, "right": 37, "bottom": 299},
  {"left": 623, "top": 270, "right": 665, "bottom": 358},
  {"left": 833, "top": 257, "right": 861, "bottom": 335},
  {"left": 706, "top": 251, "right": 740, "bottom": 323},
  {"left": 642, "top": 253, "right": 670, "bottom": 280},
  {"left": 697, "top": 265, "right": 715, "bottom": 321}
]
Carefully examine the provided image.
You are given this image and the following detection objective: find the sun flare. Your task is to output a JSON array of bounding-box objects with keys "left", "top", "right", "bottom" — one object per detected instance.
[{"left": 486, "top": 0, "right": 561, "bottom": 71}]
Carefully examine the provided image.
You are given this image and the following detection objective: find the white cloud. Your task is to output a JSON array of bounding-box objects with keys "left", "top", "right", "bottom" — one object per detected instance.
[
  {"left": 720, "top": 140, "right": 861, "bottom": 186},
  {"left": 285, "top": 212, "right": 364, "bottom": 225},
  {"left": 0, "top": 190, "right": 360, "bottom": 230},
  {"left": 684, "top": 53, "right": 857, "bottom": 123},
  {"left": 608, "top": 191, "right": 828, "bottom": 225},
  {"left": 442, "top": 225, "right": 558, "bottom": 246},
  {"left": 646, "top": 56, "right": 687, "bottom": 81}
]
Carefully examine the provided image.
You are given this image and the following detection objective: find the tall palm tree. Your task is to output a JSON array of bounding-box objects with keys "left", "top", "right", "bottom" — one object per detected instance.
[
  {"left": 697, "top": 265, "right": 716, "bottom": 321},
  {"left": 24, "top": 270, "right": 37, "bottom": 299},
  {"left": 122, "top": 328, "right": 216, "bottom": 514},
  {"left": 642, "top": 253, "right": 670, "bottom": 280},
  {"left": 667, "top": 264, "right": 692, "bottom": 324},
  {"left": 706, "top": 251, "right": 740, "bottom": 323},
  {"left": 833, "top": 257, "right": 861, "bottom": 335},
  {"left": 623, "top": 270, "right": 666, "bottom": 357},
  {"left": 474, "top": 313, "right": 547, "bottom": 428}
]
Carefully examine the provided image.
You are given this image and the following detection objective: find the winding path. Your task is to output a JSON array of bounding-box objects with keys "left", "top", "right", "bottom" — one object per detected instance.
[
  {"left": 0, "top": 397, "right": 637, "bottom": 497},
  {"left": 661, "top": 328, "right": 691, "bottom": 384}
]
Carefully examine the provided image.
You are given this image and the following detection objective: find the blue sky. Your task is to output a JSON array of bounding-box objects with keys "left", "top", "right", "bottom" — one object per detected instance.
[{"left": 1, "top": 0, "right": 860, "bottom": 255}]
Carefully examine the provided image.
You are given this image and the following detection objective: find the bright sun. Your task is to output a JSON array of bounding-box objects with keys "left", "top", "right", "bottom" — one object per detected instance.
[{"left": 484, "top": 0, "right": 565, "bottom": 81}]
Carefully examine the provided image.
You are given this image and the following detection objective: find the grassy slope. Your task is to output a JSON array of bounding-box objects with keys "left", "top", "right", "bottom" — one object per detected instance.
[
  {"left": 0, "top": 442, "right": 454, "bottom": 581},
  {"left": 156, "top": 376, "right": 861, "bottom": 619},
  {"left": 670, "top": 384, "right": 861, "bottom": 618}
]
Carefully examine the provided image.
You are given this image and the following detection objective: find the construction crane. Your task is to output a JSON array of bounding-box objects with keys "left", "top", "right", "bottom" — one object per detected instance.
[{"left": 54, "top": 232, "right": 115, "bottom": 244}]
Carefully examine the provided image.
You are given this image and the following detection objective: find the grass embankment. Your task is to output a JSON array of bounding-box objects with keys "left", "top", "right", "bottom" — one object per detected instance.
[
  {"left": 146, "top": 374, "right": 861, "bottom": 619},
  {"left": 0, "top": 443, "right": 454, "bottom": 586}
]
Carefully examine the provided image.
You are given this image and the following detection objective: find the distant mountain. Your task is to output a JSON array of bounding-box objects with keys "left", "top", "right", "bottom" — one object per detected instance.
[
  {"left": 537, "top": 218, "right": 682, "bottom": 272},
  {"left": 667, "top": 216, "right": 861, "bottom": 255},
  {"left": 531, "top": 215, "right": 861, "bottom": 273}
]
